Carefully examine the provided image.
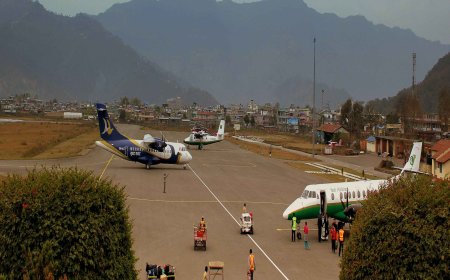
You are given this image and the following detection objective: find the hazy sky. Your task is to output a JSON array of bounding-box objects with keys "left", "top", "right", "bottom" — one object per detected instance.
[{"left": 38, "top": 0, "right": 450, "bottom": 44}]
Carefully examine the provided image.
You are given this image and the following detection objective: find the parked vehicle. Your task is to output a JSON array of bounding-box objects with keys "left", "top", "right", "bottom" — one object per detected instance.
[{"left": 240, "top": 212, "right": 254, "bottom": 234}]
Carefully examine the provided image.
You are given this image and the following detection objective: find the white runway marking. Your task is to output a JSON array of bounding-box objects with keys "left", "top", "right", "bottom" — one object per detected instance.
[
  {"left": 188, "top": 164, "right": 290, "bottom": 280},
  {"left": 127, "top": 197, "right": 288, "bottom": 206},
  {"left": 201, "top": 162, "right": 257, "bottom": 168}
]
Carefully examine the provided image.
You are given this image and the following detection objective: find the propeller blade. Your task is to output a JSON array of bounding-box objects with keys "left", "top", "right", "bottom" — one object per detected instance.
[
  {"left": 346, "top": 188, "right": 349, "bottom": 208},
  {"left": 340, "top": 199, "right": 346, "bottom": 211}
]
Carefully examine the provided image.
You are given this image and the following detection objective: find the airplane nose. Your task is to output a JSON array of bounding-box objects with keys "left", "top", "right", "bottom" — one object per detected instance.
[
  {"left": 179, "top": 151, "right": 192, "bottom": 163},
  {"left": 283, "top": 198, "right": 300, "bottom": 219},
  {"left": 282, "top": 208, "right": 289, "bottom": 219}
]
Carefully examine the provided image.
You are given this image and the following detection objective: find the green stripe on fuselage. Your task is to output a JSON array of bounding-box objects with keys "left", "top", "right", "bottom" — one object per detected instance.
[
  {"left": 289, "top": 202, "right": 359, "bottom": 222},
  {"left": 183, "top": 139, "right": 222, "bottom": 146}
]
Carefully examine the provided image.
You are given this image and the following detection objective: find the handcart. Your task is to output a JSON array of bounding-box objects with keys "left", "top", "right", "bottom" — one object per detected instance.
[{"left": 194, "top": 226, "right": 207, "bottom": 251}]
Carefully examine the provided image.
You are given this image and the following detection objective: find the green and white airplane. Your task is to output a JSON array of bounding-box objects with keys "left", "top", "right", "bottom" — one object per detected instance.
[
  {"left": 183, "top": 120, "right": 225, "bottom": 150},
  {"left": 283, "top": 142, "right": 423, "bottom": 223}
]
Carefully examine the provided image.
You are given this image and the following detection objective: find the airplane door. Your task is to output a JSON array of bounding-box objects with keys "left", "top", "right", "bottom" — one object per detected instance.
[
  {"left": 320, "top": 191, "right": 327, "bottom": 214},
  {"left": 319, "top": 191, "right": 329, "bottom": 241}
]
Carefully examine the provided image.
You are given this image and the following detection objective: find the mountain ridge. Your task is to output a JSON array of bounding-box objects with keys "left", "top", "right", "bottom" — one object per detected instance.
[
  {"left": 0, "top": 0, "right": 218, "bottom": 105},
  {"left": 97, "top": 0, "right": 449, "bottom": 106}
]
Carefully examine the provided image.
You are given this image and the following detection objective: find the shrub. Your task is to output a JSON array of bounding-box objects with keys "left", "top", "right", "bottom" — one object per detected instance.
[
  {"left": 0, "top": 167, "right": 137, "bottom": 279},
  {"left": 340, "top": 175, "right": 450, "bottom": 279}
]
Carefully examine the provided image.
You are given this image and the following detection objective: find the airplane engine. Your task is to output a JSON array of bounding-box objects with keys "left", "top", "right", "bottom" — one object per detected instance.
[{"left": 143, "top": 134, "right": 156, "bottom": 146}]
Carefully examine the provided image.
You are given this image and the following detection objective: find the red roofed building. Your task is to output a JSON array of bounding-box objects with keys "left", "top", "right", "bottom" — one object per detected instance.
[
  {"left": 430, "top": 139, "right": 450, "bottom": 179},
  {"left": 316, "top": 124, "right": 349, "bottom": 144}
]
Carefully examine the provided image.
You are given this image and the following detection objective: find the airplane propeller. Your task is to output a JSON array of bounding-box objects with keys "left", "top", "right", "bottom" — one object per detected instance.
[{"left": 340, "top": 188, "right": 359, "bottom": 221}]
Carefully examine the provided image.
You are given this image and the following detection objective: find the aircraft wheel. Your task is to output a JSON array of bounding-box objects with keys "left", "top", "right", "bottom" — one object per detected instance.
[
  {"left": 146, "top": 164, "right": 150, "bottom": 170},
  {"left": 183, "top": 164, "right": 187, "bottom": 170}
]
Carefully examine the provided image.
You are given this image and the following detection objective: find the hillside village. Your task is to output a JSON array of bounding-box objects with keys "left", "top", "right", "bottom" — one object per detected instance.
[{"left": 1, "top": 94, "right": 449, "bottom": 180}]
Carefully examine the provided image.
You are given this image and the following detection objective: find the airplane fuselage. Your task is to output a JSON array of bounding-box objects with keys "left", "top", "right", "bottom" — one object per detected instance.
[
  {"left": 283, "top": 179, "right": 386, "bottom": 222},
  {"left": 96, "top": 138, "right": 191, "bottom": 166},
  {"left": 183, "top": 134, "right": 223, "bottom": 146}
]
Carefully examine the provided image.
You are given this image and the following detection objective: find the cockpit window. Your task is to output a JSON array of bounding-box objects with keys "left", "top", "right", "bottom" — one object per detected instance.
[{"left": 302, "top": 190, "right": 309, "bottom": 198}]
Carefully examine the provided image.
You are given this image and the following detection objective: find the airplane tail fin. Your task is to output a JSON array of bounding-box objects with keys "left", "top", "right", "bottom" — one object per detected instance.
[
  {"left": 400, "top": 142, "right": 422, "bottom": 174},
  {"left": 217, "top": 120, "right": 225, "bottom": 139},
  {"left": 96, "top": 103, "right": 126, "bottom": 141}
]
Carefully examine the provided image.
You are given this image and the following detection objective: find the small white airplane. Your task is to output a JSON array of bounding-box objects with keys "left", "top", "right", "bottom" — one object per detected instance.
[
  {"left": 283, "top": 142, "right": 423, "bottom": 240},
  {"left": 183, "top": 120, "right": 225, "bottom": 150},
  {"left": 95, "top": 103, "right": 192, "bottom": 169}
]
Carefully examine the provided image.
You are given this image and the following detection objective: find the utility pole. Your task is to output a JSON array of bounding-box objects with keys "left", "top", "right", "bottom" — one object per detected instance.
[
  {"left": 163, "top": 173, "right": 168, "bottom": 193},
  {"left": 312, "top": 37, "right": 316, "bottom": 158}
]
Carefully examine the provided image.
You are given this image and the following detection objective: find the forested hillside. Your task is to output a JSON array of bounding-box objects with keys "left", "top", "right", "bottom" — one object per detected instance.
[
  {"left": 0, "top": 0, "right": 218, "bottom": 105},
  {"left": 366, "top": 52, "right": 450, "bottom": 114}
]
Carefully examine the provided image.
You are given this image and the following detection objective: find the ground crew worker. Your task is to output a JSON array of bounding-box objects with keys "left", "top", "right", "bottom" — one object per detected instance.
[
  {"left": 202, "top": 266, "right": 208, "bottom": 280},
  {"left": 291, "top": 216, "right": 297, "bottom": 242},
  {"left": 330, "top": 224, "right": 337, "bottom": 253},
  {"left": 199, "top": 217, "right": 206, "bottom": 230},
  {"left": 248, "top": 249, "right": 255, "bottom": 280},
  {"left": 243, "top": 203, "right": 247, "bottom": 213},
  {"left": 339, "top": 227, "right": 345, "bottom": 256}
]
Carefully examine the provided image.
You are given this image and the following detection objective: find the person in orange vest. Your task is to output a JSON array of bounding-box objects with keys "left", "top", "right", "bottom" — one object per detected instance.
[
  {"left": 248, "top": 249, "right": 255, "bottom": 280},
  {"left": 338, "top": 226, "right": 345, "bottom": 257},
  {"left": 330, "top": 222, "right": 337, "bottom": 253}
]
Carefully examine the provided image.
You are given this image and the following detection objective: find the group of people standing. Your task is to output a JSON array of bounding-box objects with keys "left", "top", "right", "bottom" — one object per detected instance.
[
  {"left": 329, "top": 221, "right": 345, "bottom": 256},
  {"left": 291, "top": 218, "right": 345, "bottom": 256},
  {"left": 291, "top": 217, "right": 310, "bottom": 249}
]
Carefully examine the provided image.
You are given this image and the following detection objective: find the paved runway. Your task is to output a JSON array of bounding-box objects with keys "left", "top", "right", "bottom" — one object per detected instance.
[{"left": 0, "top": 124, "right": 341, "bottom": 279}]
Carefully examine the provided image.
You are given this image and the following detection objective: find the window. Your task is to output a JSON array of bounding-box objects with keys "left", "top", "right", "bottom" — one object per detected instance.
[
  {"left": 340, "top": 192, "right": 343, "bottom": 200},
  {"left": 439, "top": 163, "right": 443, "bottom": 173},
  {"left": 357, "top": 190, "right": 361, "bottom": 198},
  {"left": 331, "top": 193, "right": 335, "bottom": 200},
  {"left": 363, "top": 190, "right": 366, "bottom": 198},
  {"left": 302, "top": 190, "right": 309, "bottom": 198},
  {"left": 352, "top": 191, "right": 356, "bottom": 199},
  {"left": 344, "top": 192, "right": 347, "bottom": 199}
]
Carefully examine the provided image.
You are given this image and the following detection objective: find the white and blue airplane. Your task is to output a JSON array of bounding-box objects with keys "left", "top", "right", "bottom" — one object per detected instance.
[
  {"left": 95, "top": 103, "right": 192, "bottom": 169},
  {"left": 283, "top": 142, "right": 423, "bottom": 239}
]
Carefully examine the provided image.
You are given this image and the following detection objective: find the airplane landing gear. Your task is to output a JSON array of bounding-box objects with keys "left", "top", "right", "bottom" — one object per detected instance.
[
  {"left": 183, "top": 164, "right": 187, "bottom": 170},
  {"left": 145, "top": 164, "right": 151, "bottom": 169},
  {"left": 198, "top": 144, "right": 203, "bottom": 150}
]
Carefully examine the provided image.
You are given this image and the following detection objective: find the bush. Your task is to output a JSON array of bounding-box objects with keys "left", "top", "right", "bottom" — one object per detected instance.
[
  {"left": 0, "top": 167, "right": 137, "bottom": 279},
  {"left": 340, "top": 175, "right": 450, "bottom": 279}
]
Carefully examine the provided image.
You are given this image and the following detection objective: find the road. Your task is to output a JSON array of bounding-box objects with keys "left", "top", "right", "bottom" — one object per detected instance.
[{"left": 0, "top": 124, "right": 342, "bottom": 279}]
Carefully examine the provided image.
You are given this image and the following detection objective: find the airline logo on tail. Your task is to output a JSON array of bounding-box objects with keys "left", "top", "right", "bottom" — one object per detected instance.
[
  {"left": 102, "top": 118, "right": 114, "bottom": 136},
  {"left": 409, "top": 154, "right": 416, "bottom": 166}
]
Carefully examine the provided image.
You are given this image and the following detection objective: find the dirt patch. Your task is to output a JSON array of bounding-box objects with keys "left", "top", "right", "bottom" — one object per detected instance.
[
  {"left": 226, "top": 136, "right": 319, "bottom": 161},
  {"left": 286, "top": 162, "right": 357, "bottom": 183},
  {"left": 235, "top": 130, "right": 326, "bottom": 155},
  {"left": 0, "top": 122, "right": 97, "bottom": 159}
]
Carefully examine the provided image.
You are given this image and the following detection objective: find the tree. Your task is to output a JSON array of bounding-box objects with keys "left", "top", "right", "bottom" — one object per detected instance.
[
  {"left": 120, "top": 96, "right": 130, "bottom": 106},
  {"left": 0, "top": 167, "right": 137, "bottom": 279},
  {"left": 438, "top": 87, "right": 450, "bottom": 133},
  {"left": 340, "top": 175, "right": 450, "bottom": 279},
  {"left": 225, "top": 115, "right": 232, "bottom": 126},
  {"left": 396, "top": 92, "right": 422, "bottom": 137},
  {"left": 119, "top": 109, "right": 127, "bottom": 122},
  {"left": 244, "top": 114, "right": 250, "bottom": 127},
  {"left": 250, "top": 115, "right": 256, "bottom": 127},
  {"left": 340, "top": 99, "right": 352, "bottom": 130},
  {"left": 130, "top": 97, "right": 142, "bottom": 107},
  {"left": 340, "top": 99, "right": 364, "bottom": 140}
]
